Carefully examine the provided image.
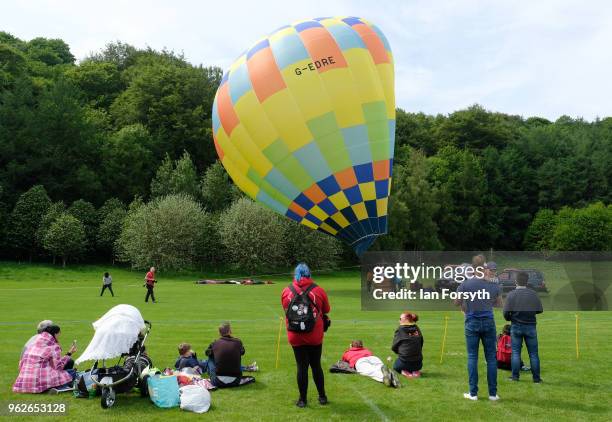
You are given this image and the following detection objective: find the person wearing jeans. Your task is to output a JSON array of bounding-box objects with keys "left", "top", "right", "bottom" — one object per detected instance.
[
  {"left": 455, "top": 255, "right": 502, "bottom": 401},
  {"left": 503, "top": 271, "right": 543, "bottom": 383},
  {"left": 465, "top": 317, "right": 498, "bottom": 397},
  {"left": 510, "top": 323, "right": 541, "bottom": 381}
]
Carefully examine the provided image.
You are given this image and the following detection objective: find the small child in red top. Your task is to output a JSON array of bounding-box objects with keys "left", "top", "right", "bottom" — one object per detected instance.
[
  {"left": 497, "top": 324, "right": 528, "bottom": 371},
  {"left": 341, "top": 340, "right": 399, "bottom": 388}
]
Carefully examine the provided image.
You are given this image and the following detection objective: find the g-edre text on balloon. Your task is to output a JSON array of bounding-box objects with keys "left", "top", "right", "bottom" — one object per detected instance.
[{"left": 295, "top": 56, "right": 337, "bottom": 75}]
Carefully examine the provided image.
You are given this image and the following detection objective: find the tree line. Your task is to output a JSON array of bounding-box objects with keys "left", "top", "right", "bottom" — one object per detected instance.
[{"left": 0, "top": 33, "right": 610, "bottom": 270}]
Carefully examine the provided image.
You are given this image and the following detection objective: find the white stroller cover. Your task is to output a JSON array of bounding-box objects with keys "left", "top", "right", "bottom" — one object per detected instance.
[{"left": 75, "top": 304, "right": 145, "bottom": 364}]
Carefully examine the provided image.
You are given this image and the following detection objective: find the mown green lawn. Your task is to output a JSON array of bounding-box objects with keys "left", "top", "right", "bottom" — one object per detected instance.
[{"left": 0, "top": 262, "right": 611, "bottom": 421}]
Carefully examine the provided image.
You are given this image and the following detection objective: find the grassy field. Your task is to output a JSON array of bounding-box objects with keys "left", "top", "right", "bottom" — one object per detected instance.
[{"left": 1, "top": 261, "right": 611, "bottom": 421}]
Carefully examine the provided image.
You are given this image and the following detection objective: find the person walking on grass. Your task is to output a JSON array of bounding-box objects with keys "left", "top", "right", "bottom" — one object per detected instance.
[
  {"left": 144, "top": 267, "right": 156, "bottom": 303},
  {"left": 455, "top": 254, "right": 502, "bottom": 402},
  {"left": 281, "top": 263, "right": 331, "bottom": 408},
  {"left": 100, "top": 272, "right": 114, "bottom": 297},
  {"left": 503, "top": 271, "right": 543, "bottom": 383}
]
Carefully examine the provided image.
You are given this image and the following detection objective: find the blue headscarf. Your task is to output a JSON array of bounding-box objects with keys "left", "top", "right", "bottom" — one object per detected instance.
[{"left": 294, "top": 263, "right": 311, "bottom": 282}]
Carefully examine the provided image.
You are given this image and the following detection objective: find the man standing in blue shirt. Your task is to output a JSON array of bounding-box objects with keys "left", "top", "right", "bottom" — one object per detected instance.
[{"left": 455, "top": 255, "right": 502, "bottom": 401}]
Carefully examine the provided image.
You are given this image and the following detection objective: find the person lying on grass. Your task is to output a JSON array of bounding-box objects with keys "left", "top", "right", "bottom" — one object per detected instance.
[
  {"left": 174, "top": 342, "right": 258, "bottom": 373},
  {"left": 14, "top": 324, "right": 78, "bottom": 394},
  {"left": 341, "top": 340, "right": 399, "bottom": 388},
  {"left": 391, "top": 312, "right": 424, "bottom": 378}
]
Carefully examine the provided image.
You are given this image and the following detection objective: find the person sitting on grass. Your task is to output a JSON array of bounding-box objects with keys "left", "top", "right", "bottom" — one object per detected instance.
[
  {"left": 341, "top": 340, "right": 399, "bottom": 387},
  {"left": 174, "top": 342, "right": 259, "bottom": 373},
  {"left": 496, "top": 325, "right": 529, "bottom": 372},
  {"left": 391, "top": 312, "right": 424, "bottom": 378},
  {"left": 175, "top": 343, "right": 201, "bottom": 370},
  {"left": 199, "top": 323, "right": 256, "bottom": 388},
  {"left": 21, "top": 320, "right": 53, "bottom": 359},
  {"left": 14, "top": 324, "right": 78, "bottom": 394}
]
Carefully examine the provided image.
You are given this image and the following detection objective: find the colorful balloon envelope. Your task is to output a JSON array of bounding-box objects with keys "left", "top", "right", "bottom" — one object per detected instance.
[{"left": 212, "top": 17, "right": 395, "bottom": 255}]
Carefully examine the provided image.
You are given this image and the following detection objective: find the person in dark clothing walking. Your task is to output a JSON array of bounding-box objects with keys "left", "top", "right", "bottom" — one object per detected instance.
[
  {"left": 100, "top": 272, "right": 114, "bottom": 297},
  {"left": 503, "top": 271, "right": 543, "bottom": 383},
  {"left": 144, "top": 267, "right": 156, "bottom": 303},
  {"left": 281, "top": 263, "right": 331, "bottom": 408},
  {"left": 392, "top": 312, "right": 424, "bottom": 378},
  {"left": 200, "top": 323, "right": 255, "bottom": 388}
]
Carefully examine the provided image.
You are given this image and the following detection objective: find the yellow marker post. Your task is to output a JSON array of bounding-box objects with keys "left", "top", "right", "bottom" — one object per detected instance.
[
  {"left": 575, "top": 314, "right": 580, "bottom": 359},
  {"left": 275, "top": 316, "right": 284, "bottom": 369},
  {"left": 439, "top": 315, "right": 449, "bottom": 364}
]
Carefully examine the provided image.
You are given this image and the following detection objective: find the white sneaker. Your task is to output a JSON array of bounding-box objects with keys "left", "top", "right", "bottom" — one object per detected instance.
[
  {"left": 489, "top": 395, "right": 500, "bottom": 401},
  {"left": 463, "top": 393, "right": 478, "bottom": 401}
]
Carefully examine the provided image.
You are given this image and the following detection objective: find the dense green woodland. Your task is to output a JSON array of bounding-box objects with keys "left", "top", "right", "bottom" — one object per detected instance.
[{"left": 0, "top": 33, "right": 611, "bottom": 270}]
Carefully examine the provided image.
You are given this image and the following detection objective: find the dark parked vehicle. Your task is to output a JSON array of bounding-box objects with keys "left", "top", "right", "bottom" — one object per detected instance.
[
  {"left": 498, "top": 269, "right": 548, "bottom": 293},
  {"left": 435, "top": 278, "right": 461, "bottom": 293}
]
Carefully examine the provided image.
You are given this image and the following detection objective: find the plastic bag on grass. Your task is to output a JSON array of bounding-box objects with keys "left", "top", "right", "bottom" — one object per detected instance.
[
  {"left": 147, "top": 375, "right": 179, "bottom": 408},
  {"left": 179, "top": 384, "right": 211, "bottom": 413}
]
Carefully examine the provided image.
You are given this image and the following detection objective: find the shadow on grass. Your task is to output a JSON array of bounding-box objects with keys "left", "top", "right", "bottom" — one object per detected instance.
[{"left": 414, "top": 370, "right": 446, "bottom": 379}]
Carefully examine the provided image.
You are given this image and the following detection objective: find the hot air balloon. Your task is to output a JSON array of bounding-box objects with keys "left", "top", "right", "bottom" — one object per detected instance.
[{"left": 212, "top": 17, "right": 395, "bottom": 255}]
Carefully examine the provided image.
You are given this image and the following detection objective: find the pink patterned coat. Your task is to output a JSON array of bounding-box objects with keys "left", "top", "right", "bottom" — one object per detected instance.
[{"left": 13, "top": 332, "right": 72, "bottom": 393}]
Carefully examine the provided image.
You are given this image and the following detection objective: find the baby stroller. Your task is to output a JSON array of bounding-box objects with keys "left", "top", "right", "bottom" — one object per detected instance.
[{"left": 75, "top": 304, "right": 154, "bottom": 408}]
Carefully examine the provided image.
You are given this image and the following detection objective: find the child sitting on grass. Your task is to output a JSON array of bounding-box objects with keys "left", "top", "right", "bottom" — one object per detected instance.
[
  {"left": 496, "top": 325, "right": 529, "bottom": 371},
  {"left": 175, "top": 343, "right": 200, "bottom": 370}
]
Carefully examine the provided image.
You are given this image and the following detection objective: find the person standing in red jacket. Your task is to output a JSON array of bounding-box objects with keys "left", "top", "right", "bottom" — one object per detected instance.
[
  {"left": 281, "top": 263, "right": 330, "bottom": 408},
  {"left": 144, "top": 267, "right": 156, "bottom": 303}
]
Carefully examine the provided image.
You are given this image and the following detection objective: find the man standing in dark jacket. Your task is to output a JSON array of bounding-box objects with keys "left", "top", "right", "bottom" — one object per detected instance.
[
  {"left": 391, "top": 312, "right": 424, "bottom": 378},
  {"left": 201, "top": 323, "right": 254, "bottom": 388},
  {"left": 503, "top": 272, "right": 543, "bottom": 383}
]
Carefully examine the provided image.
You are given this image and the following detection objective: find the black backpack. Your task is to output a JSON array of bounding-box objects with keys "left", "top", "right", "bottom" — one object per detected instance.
[{"left": 286, "top": 284, "right": 318, "bottom": 332}]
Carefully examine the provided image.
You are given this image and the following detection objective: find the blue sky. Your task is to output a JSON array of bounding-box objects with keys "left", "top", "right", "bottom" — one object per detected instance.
[{"left": 2, "top": 0, "right": 611, "bottom": 120}]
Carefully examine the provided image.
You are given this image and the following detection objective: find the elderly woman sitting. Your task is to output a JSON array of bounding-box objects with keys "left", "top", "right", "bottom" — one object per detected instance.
[{"left": 13, "top": 325, "right": 77, "bottom": 393}]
